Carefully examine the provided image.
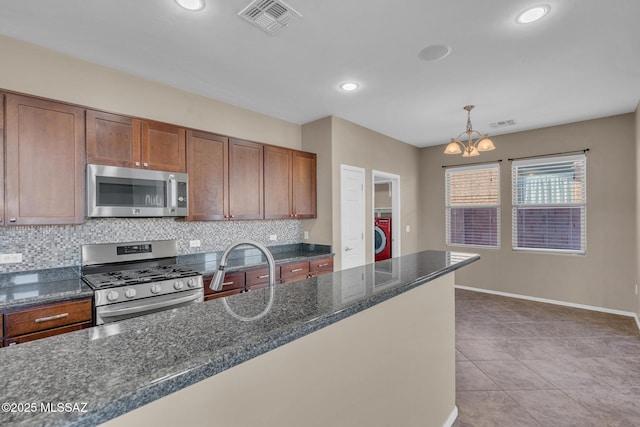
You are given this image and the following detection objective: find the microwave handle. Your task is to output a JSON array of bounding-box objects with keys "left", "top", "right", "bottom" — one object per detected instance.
[{"left": 168, "top": 175, "right": 177, "bottom": 212}]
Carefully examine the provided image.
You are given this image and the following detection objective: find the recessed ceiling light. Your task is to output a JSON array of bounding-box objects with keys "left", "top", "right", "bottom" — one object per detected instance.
[
  {"left": 339, "top": 82, "right": 360, "bottom": 92},
  {"left": 175, "top": 0, "right": 205, "bottom": 11},
  {"left": 516, "top": 5, "right": 550, "bottom": 24}
]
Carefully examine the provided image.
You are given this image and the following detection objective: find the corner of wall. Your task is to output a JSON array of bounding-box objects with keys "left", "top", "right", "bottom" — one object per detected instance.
[{"left": 635, "top": 100, "right": 640, "bottom": 320}]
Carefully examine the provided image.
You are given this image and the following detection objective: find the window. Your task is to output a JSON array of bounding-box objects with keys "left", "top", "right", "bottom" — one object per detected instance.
[
  {"left": 445, "top": 163, "right": 500, "bottom": 248},
  {"left": 512, "top": 154, "right": 586, "bottom": 254}
]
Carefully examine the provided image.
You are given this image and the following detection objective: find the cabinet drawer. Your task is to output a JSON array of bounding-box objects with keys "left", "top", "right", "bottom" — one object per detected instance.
[
  {"left": 309, "top": 256, "right": 334, "bottom": 275},
  {"left": 280, "top": 261, "right": 310, "bottom": 283},
  {"left": 4, "top": 299, "right": 92, "bottom": 338},
  {"left": 204, "top": 288, "right": 243, "bottom": 301},
  {"left": 245, "top": 266, "right": 281, "bottom": 289},
  {"left": 5, "top": 321, "right": 92, "bottom": 346},
  {"left": 203, "top": 271, "right": 245, "bottom": 296}
]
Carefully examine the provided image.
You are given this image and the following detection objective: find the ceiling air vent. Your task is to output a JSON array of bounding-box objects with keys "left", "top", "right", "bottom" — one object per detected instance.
[
  {"left": 238, "top": 0, "right": 302, "bottom": 35},
  {"left": 489, "top": 119, "right": 518, "bottom": 129}
]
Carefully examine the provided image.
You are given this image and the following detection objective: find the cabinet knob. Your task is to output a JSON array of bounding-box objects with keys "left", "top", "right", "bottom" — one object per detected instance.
[
  {"left": 143, "top": 162, "right": 149, "bottom": 168},
  {"left": 135, "top": 161, "right": 141, "bottom": 167},
  {"left": 9, "top": 218, "right": 17, "bottom": 223}
]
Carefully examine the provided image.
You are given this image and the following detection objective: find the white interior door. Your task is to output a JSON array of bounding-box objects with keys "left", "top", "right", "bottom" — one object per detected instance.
[{"left": 340, "top": 164, "right": 365, "bottom": 270}]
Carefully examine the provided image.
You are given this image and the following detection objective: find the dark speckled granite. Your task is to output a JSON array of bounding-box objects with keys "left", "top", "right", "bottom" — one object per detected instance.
[
  {"left": 0, "top": 249, "right": 478, "bottom": 427},
  {"left": 0, "top": 267, "right": 93, "bottom": 310}
]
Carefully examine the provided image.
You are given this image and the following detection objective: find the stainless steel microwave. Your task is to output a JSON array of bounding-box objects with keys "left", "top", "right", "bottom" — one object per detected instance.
[{"left": 87, "top": 164, "right": 188, "bottom": 218}]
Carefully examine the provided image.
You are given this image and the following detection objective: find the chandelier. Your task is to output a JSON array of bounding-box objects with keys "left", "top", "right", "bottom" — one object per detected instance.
[{"left": 444, "top": 105, "right": 495, "bottom": 157}]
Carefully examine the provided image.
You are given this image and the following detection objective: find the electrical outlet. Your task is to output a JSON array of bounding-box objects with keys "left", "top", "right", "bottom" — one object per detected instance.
[
  {"left": 189, "top": 240, "right": 201, "bottom": 248},
  {"left": 269, "top": 234, "right": 277, "bottom": 241},
  {"left": 0, "top": 253, "right": 23, "bottom": 264},
  {"left": 636, "top": 284, "right": 638, "bottom": 295},
  {"left": 304, "top": 231, "right": 309, "bottom": 240},
  {"left": 406, "top": 225, "right": 410, "bottom": 233}
]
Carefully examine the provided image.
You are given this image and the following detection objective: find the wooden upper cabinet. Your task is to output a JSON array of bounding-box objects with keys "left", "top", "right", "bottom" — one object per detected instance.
[
  {"left": 186, "top": 130, "right": 228, "bottom": 220},
  {"left": 86, "top": 111, "right": 186, "bottom": 172},
  {"left": 86, "top": 110, "right": 141, "bottom": 168},
  {"left": 264, "top": 145, "right": 292, "bottom": 219},
  {"left": 264, "top": 146, "right": 317, "bottom": 219},
  {"left": 228, "top": 139, "right": 264, "bottom": 220},
  {"left": 4, "top": 94, "right": 85, "bottom": 225},
  {"left": 292, "top": 150, "right": 317, "bottom": 218},
  {"left": 141, "top": 120, "right": 186, "bottom": 172}
]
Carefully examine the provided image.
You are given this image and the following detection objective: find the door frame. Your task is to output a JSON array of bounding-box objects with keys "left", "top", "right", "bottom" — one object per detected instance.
[
  {"left": 372, "top": 170, "right": 401, "bottom": 260},
  {"left": 340, "top": 164, "right": 366, "bottom": 270}
]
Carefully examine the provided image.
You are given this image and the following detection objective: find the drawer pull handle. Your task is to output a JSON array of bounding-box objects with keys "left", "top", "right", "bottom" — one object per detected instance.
[
  {"left": 222, "top": 281, "right": 234, "bottom": 286},
  {"left": 257, "top": 274, "right": 269, "bottom": 279},
  {"left": 290, "top": 268, "right": 303, "bottom": 273},
  {"left": 317, "top": 263, "right": 329, "bottom": 267},
  {"left": 35, "top": 313, "right": 69, "bottom": 323}
]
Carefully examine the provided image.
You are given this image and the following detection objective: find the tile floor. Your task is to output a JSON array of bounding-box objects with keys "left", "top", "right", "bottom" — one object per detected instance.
[{"left": 452, "top": 288, "right": 640, "bottom": 427}]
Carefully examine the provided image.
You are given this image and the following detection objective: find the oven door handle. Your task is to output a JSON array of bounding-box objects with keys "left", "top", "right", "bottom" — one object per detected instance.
[
  {"left": 167, "top": 174, "right": 177, "bottom": 213},
  {"left": 98, "top": 292, "right": 201, "bottom": 318}
]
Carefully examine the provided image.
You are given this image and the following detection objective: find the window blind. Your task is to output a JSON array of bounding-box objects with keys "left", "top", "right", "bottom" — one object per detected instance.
[
  {"left": 512, "top": 154, "right": 586, "bottom": 254},
  {"left": 445, "top": 163, "right": 500, "bottom": 248}
]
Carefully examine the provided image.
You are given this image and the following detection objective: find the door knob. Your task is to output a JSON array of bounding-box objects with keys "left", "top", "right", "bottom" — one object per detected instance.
[{"left": 345, "top": 247, "right": 353, "bottom": 252}]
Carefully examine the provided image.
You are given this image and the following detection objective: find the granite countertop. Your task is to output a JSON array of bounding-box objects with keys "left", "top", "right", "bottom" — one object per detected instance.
[
  {"left": 0, "top": 268, "right": 93, "bottom": 311},
  {"left": 0, "top": 249, "right": 479, "bottom": 427},
  {"left": 0, "top": 243, "right": 332, "bottom": 310}
]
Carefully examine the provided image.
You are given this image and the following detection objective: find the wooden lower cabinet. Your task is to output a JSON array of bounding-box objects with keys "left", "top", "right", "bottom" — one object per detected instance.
[
  {"left": 280, "top": 260, "right": 311, "bottom": 284},
  {"left": 203, "top": 256, "right": 334, "bottom": 300},
  {"left": 309, "top": 256, "right": 334, "bottom": 277},
  {"left": 245, "top": 266, "right": 282, "bottom": 291},
  {"left": 3, "top": 298, "right": 93, "bottom": 346},
  {"left": 203, "top": 271, "right": 245, "bottom": 301}
]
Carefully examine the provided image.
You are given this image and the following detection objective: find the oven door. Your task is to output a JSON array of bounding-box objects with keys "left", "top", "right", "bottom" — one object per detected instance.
[
  {"left": 95, "top": 289, "right": 203, "bottom": 325},
  {"left": 87, "top": 164, "right": 188, "bottom": 217}
]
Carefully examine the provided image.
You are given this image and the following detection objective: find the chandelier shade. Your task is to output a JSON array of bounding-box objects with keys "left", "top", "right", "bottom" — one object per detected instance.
[{"left": 444, "top": 105, "right": 495, "bottom": 157}]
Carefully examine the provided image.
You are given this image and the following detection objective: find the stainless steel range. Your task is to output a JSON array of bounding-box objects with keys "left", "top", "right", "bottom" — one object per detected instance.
[{"left": 81, "top": 240, "right": 204, "bottom": 325}]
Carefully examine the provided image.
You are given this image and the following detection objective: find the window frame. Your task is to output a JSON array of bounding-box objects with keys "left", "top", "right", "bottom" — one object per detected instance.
[
  {"left": 511, "top": 154, "right": 586, "bottom": 255},
  {"left": 445, "top": 162, "right": 501, "bottom": 249}
]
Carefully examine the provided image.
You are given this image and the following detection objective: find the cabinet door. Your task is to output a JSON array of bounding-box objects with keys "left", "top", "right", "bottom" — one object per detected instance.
[
  {"left": 228, "top": 139, "right": 264, "bottom": 220},
  {"left": 5, "top": 94, "right": 85, "bottom": 225},
  {"left": 264, "top": 145, "right": 292, "bottom": 219},
  {"left": 292, "top": 150, "right": 317, "bottom": 219},
  {"left": 86, "top": 110, "right": 141, "bottom": 168},
  {"left": 186, "top": 130, "right": 229, "bottom": 220},
  {"left": 141, "top": 120, "right": 186, "bottom": 172}
]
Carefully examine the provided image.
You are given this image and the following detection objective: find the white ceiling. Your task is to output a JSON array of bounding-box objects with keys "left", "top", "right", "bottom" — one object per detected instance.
[{"left": 1, "top": 0, "right": 639, "bottom": 147}]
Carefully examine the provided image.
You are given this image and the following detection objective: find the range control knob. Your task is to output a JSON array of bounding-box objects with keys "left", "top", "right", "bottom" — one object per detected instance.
[
  {"left": 187, "top": 278, "right": 196, "bottom": 288},
  {"left": 107, "top": 290, "right": 119, "bottom": 302},
  {"left": 125, "top": 288, "right": 137, "bottom": 299},
  {"left": 174, "top": 281, "right": 184, "bottom": 290},
  {"left": 150, "top": 284, "right": 162, "bottom": 294}
]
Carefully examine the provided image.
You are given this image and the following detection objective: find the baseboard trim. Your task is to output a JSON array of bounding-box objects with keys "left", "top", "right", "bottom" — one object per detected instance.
[
  {"left": 455, "top": 285, "right": 637, "bottom": 318},
  {"left": 443, "top": 405, "right": 458, "bottom": 427}
]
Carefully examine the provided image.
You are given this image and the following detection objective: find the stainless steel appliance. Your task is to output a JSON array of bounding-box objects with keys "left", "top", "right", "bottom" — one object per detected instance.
[
  {"left": 81, "top": 240, "right": 203, "bottom": 325},
  {"left": 86, "top": 164, "right": 188, "bottom": 217}
]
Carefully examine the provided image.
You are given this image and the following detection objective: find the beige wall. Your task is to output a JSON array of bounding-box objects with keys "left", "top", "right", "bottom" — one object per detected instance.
[
  {"left": 302, "top": 117, "right": 421, "bottom": 270},
  {"left": 301, "top": 117, "right": 333, "bottom": 245},
  {"left": 0, "top": 35, "right": 301, "bottom": 149},
  {"left": 636, "top": 102, "right": 640, "bottom": 319},
  {"left": 420, "top": 114, "right": 637, "bottom": 312},
  {"left": 375, "top": 183, "right": 392, "bottom": 210}
]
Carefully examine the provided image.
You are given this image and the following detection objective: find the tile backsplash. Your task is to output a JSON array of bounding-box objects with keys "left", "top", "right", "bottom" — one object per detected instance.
[{"left": 0, "top": 218, "right": 302, "bottom": 273}]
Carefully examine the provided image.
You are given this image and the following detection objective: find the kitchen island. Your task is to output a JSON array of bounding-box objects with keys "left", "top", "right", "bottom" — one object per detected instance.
[{"left": 0, "top": 250, "right": 478, "bottom": 427}]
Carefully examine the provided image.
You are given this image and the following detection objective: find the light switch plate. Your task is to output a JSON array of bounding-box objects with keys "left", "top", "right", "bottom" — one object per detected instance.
[{"left": 269, "top": 234, "right": 278, "bottom": 241}]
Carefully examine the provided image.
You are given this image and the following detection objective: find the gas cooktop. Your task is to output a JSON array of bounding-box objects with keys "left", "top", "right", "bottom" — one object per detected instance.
[{"left": 83, "top": 265, "right": 200, "bottom": 289}]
